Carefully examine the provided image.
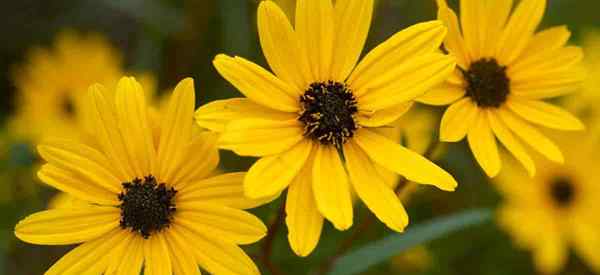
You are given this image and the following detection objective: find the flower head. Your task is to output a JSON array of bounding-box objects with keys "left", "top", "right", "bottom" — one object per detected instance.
[
  {"left": 15, "top": 77, "right": 266, "bottom": 275},
  {"left": 421, "top": 0, "right": 586, "bottom": 177},
  {"left": 196, "top": 0, "right": 457, "bottom": 256}
]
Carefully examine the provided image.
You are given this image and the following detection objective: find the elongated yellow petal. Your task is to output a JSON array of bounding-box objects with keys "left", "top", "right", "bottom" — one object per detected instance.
[
  {"left": 245, "top": 139, "right": 312, "bottom": 198},
  {"left": 344, "top": 141, "right": 409, "bottom": 232},
  {"left": 511, "top": 67, "right": 586, "bottom": 99},
  {"left": 38, "top": 139, "right": 122, "bottom": 193},
  {"left": 178, "top": 224, "right": 260, "bottom": 275},
  {"left": 496, "top": 0, "right": 546, "bottom": 65},
  {"left": 195, "top": 98, "right": 297, "bottom": 132},
  {"left": 104, "top": 231, "right": 137, "bottom": 275},
  {"left": 45, "top": 229, "right": 126, "bottom": 275},
  {"left": 533, "top": 232, "right": 567, "bottom": 275},
  {"left": 440, "top": 98, "right": 479, "bottom": 142},
  {"left": 144, "top": 234, "right": 172, "bottom": 275},
  {"left": 331, "top": 0, "right": 373, "bottom": 81},
  {"left": 156, "top": 78, "right": 195, "bottom": 184},
  {"left": 286, "top": 155, "right": 324, "bottom": 257},
  {"left": 436, "top": 0, "right": 470, "bottom": 67},
  {"left": 114, "top": 76, "right": 156, "bottom": 178},
  {"left": 113, "top": 234, "right": 145, "bottom": 275},
  {"left": 459, "top": 0, "right": 485, "bottom": 59},
  {"left": 312, "top": 145, "right": 353, "bottom": 230},
  {"left": 510, "top": 47, "right": 583, "bottom": 79},
  {"left": 508, "top": 26, "right": 572, "bottom": 73},
  {"left": 416, "top": 81, "right": 465, "bottom": 106},
  {"left": 348, "top": 21, "right": 447, "bottom": 90},
  {"left": 219, "top": 118, "right": 304, "bottom": 157},
  {"left": 258, "top": 1, "right": 311, "bottom": 90},
  {"left": 296, "top": 0, "right": 334, "bottom": 81},
  {"left": 488, "top": 111, "right": 535, "bottom": 177},
  {"left": 176, "top": 202, "right": 267, "bottom": 245},
  {"left": 169, "top": 132, "right": 220, "bottom": 188},
  {"left": 498, "top": 107, "right": 564, "bottom": 163},
  {"left": 15, "top": 207, "right": 119, "bottom": 245},
  {"left": 178, "top": 172, "right": 275, "bottom": 210},
  {"left": 354, "top": 129, "right": 457, "bottom": 191},
  {"left": 482, "top": 0, "right": 513, "bottom": 58},
  {"left": 507, "top": 98, "right": 584, "bottom": 131},
  {"left": 572, "top": 222, "right": 600, "bottom": 274},
  {"left": 357, "top": 101, "right": 413, "bottom": 128},
  {"left": 164, "top": 228, "right": 199, "bottom": 275},
  {"left": 214, "top": 55, "right": 299, "bottom": 112},
  {"left": 467, "top": 111, "right": 501, "bottom": 177},
  {"left": 38, "top": 164, "right": 119, "bottom": 205}
]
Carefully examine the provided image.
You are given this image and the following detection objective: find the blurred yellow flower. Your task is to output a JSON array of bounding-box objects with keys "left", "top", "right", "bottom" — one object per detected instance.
[
  {"left": 9, "top": 31, "right": 123, "bottom": 142},
  {"left": 390, "top": 246, "right": 432, "bottom": 273},
  {"left": 15, "top": 77, "right": 266, "bottom": 274},
  {"left": 424, "top": 0, "right": 585, "bottom": 178},
  {"left": 196, "top": 0, "right": 457, "bottom": 256},
  {"left": 496, "top": 134, "right": 600, "bottom": 274}
]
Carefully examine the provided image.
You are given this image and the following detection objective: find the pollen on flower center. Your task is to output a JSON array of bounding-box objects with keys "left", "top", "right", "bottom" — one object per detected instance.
[
  {"left": 462, "top": 58, "right": 510, "bottom": 108},
  {"left": 549, "top": 177, "right": 576, "bottom": 208},
  {"left": 118, "top": 175, "right": 177, "bottom": 238},
  {"left": 298, "top": 81, "right": 358, "bottom": 147}
]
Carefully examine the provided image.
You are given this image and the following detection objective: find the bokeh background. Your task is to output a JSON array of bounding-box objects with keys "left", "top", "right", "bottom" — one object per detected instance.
[{"left": 0, "top": 0, "right": 599, "bottom": 274}]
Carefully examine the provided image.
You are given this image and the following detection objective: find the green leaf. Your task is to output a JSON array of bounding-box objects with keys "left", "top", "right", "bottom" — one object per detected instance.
[{"left": 327, "top": 209, "right": 493, "bottom": 275}]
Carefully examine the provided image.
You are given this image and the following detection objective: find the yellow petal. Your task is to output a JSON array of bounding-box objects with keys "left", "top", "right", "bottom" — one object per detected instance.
[
  {"left": 15, "top": 207, "right": 119, "bottom": 245},
  {"left": 331, "top": 0, "right": 374, "bottom": 81},
  {"left": 105, "top": 231, "right": 138, "bottom": 275},
  {"left": 143, "top": 234, "right": 172, "bottom": 275},
  {"left": 176, "top": 202, "right": 267, "bottom": 245},
  {"left": 113, "top": 234, "right": 145, "bottom": 275},
  {"left": 195, "top": 98, "right": 297, "bottom": 132},
  {"left": 114, "top": 76, "right": 156, "bottom": 178},
  {"left": 178, "top": 224, "right": 260, "bottom": 275},
  {"left": 244, "top": 139, "right": 312, "bottom": 198},
  {"left": 258, "top": 1, "right": 311, "bottom": 89},
  {"left": 45, "top": 229, "right": 127, "bottom": 275},
  {"left": 357, "top": 101, "right": 413, "bottom": 127},
  {"left": 467, "top": 111, "right": 501, "bottom": 177},
  {"left": 169, "top": 132, "right": 220, "bottom": 188},
  {"left": 88, "top": 84, "right": 135, "bottom": 180},
  {"left": 571, "top": 221, "right": 600, "bottom": 273},
  {"left": 459, "top": 0, "right": 485, "bottom": 59},
  {"left": 213, "top": 54, "right": 299, "bottom": 112},
  {"left": 178, "top": 172, "right": 275, "bottom": 210},
  {"left": 312, "top": 145, "right": 353, "bottom": 230},
  {"left": 296, "top": 0, "right": 335, "bottom": 81},
  {"left": 498, "top": 107, "right": 564, "bottom": 163},
  {"left": 348, "top": 21, "right": 447, "bottom": 90},
  {"left": 356, "top": 53, "right": 456, "bottom": 110},
  {"left": 511, "top": 67, "right": 586, "bottom": 99},
  {"left": 157, "top": 78, "right": 196, "bottom": 184},
  {"left": 219, "top": 118, "right": 304, "bottom": 157},
  {"left": 354, "top": 129, "right": 457, "bottom": 191},
  {"left": 496, "top": 0, "right": 546, "bottom": 65},
  {"left": 38, "top": 165, "right": 119, "bottom": 205},
  {"left": 436, "top": 0, "right": 470, "bottom": 67},
  {"left": 509, "top": 46, "right": 583, "bottom": 79},
  {"left": 533, "top": 233, "right": 567, "bottom": 275},
  {"left": 37, "top": 139, "right": 122, "bottom": 193},
  {"left": 488, "top": 111, "right": 535, "bottom": 177},
  {"left": 285, "top": 155, "right": 324, "bottom": 257},
  {"left": 508, "top": 26, "right": 572, "bottom": 73},
  {"left": 440, "top": 98, "right": 479, "bottom": 142},
  {"left": 344, "top": 141, "right": 409, "bottom": 232},
  {"left": 507, "top": 98, "right": 585, "bottom": 131},
  {"left": 482, "top": 0, "right": 513, "bottom": 58},
  {"left": 164, "top": 227, "right": 199, "bottom": 275},
  {"left": 416, "top": 81, "right": 465, "bottom": 106}
]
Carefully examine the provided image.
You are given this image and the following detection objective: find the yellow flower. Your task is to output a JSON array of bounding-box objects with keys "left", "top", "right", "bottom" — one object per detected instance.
[
  {"left": 15, "top": 77, "right": 266, "bottom": 275},
  {"left": 9, "top": 30, "right": 123, "bottom": 142},
  {"left": 196, "top": 0, "right": 457, "bottom": 256},
  {"left": 422, "top": 0, "right": 585, "bottom": 177},
  {"left": 496, "top": 134, "right": 600, "bottom": 274}
]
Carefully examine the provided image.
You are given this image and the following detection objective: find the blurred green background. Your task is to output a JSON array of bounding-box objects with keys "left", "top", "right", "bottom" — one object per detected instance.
[{"left": 0, "top": 0, "right": 599, "bottom": 274}]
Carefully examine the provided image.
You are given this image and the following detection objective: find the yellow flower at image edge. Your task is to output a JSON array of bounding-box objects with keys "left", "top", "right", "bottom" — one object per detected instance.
[
  {"left": 196, "top": 0, "right": 458, "bottom": 256},
  {"left": 421, "top": 0, "right": 585, "bottom": 177},
  {"left": 15, "top": 77, "right": 266, "bottom": 275},
  {"left": 496, "top": 135, "right": 600, "bottom": 274}
]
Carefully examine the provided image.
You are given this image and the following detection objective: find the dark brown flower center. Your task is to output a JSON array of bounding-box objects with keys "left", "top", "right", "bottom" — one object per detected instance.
[
  {"left": 118, "top": 175, "right": 177, "bottom": 238},
  {"left": 549, "top": 176, "right": 576, "bottom": 208},
  {"left": 298, "top": 81, "right": 358, "bottom": 148},
  {"left": 462, "top": 58, "right": 510, "bottom": 108},
  {"left": 61, "top": 96, "right": 75, "bottom": 116}
]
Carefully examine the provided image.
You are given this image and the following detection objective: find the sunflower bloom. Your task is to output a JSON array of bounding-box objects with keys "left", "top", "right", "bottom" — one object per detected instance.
[
  {"left": 15, "top": 77, "right": 266, "bottom": 275},
  {"left": 196, "top": 0, "right": 457, "bottom": 256},
  {"left": 421, "top": 0, "right": 586, "bottom": 177},
  {"left": 496, "top": 134, "right": 600, "bottom": 274}
]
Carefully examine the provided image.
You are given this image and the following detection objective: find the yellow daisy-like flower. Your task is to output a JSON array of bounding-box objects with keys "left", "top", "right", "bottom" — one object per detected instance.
[
  {"left": 15, "top": 77, "right": 266, "bottom": 275},
  {"left": 422, "top": 0, "right": 586, "bottom": 177},
  {"left": 196, "top": 0, "right": 457, "bottom": 256},
  {"left": 9, "top": 31, "right": 123, "bottom": 142},
  {"left": 496, "top": 134, "right": 600, "bottom": 274}
]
